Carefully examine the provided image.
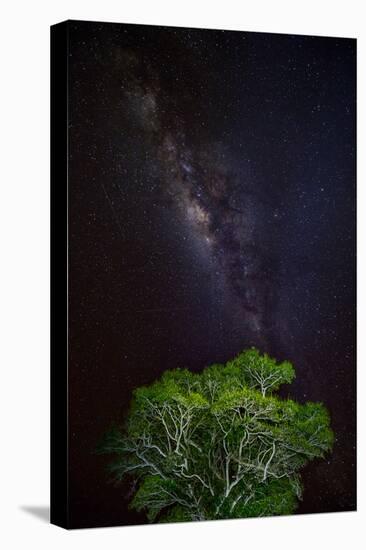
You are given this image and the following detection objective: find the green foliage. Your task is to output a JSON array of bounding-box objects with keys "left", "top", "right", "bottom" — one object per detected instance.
[{"left": 99, "top": 348, "right": 333, "bottom": 523}]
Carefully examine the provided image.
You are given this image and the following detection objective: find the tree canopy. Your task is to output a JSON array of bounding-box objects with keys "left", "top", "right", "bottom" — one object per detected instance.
[{"left": 99, "top": 348, "right": 333, "bottom": 522}]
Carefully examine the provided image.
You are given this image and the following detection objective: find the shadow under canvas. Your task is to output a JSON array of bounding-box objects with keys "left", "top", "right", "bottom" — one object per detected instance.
[{"left": 20, "top": 506, "right": 49, "bottom": 523}]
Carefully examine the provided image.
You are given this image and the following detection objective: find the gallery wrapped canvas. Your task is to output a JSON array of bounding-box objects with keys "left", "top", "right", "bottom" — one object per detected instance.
[{"left": 51, "top": 20, "right": 356, "bottom": 529}]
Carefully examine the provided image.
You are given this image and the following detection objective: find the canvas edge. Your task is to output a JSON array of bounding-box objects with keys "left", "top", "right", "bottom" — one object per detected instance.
[{"left": 50, "top": 20, "right": 70, "bottom": 530}]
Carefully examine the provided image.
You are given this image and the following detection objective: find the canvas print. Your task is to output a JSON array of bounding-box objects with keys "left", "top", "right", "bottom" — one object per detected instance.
[{"left": 51, "top": 20, "right": 356, "bottom": 528}]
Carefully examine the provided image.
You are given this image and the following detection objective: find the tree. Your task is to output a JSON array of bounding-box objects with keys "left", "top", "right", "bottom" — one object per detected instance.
[{"left": 99, "top": 348, "right": 333, "bottom": 522}]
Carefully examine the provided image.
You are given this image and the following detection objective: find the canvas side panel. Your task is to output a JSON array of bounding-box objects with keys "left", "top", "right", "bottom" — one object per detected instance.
[{"left": 50, "top": 20, "right": 69, "bottom": 529}]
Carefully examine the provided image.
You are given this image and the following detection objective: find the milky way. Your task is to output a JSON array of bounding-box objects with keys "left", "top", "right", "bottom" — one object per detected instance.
[
  {"left": 116, "top": 50, "right": 273, "bottom": 342},
  {"left": 67, "top": 21, "right": 356, "bottom": 527}
]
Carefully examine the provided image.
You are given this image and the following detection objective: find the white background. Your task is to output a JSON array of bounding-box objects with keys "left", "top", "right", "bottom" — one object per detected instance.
[{"left": 0, "top": 1, "right": 363, "bottom": 548}]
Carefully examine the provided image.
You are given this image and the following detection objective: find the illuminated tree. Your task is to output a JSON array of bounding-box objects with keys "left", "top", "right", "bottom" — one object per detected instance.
[{"left": 99, "top": 348, "right": 333, "bottom": 522}]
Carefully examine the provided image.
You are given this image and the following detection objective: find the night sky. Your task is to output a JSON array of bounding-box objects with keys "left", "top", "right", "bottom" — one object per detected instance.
[{"left": 67, "top": 21, "right": 356, "bottom": 528}]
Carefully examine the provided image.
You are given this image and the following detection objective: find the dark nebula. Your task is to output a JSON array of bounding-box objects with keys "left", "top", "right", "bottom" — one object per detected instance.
[{"left": 67, "top": 21, "right": 356, "bottom": 527}]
